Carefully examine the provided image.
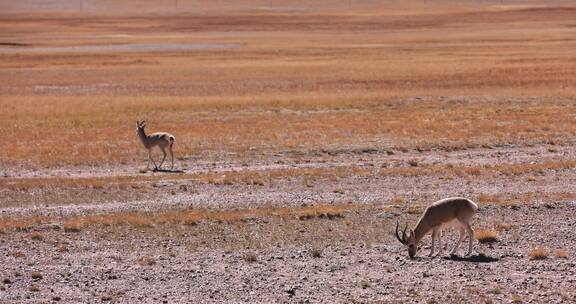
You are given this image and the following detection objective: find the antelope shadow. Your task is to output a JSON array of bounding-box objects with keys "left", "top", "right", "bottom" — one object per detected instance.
[
  {"left": 151, "top": 168, "right": 184, "bottom": 173},
  {"left": 444, "top": 254, "right": 499, "bottom": 263}
]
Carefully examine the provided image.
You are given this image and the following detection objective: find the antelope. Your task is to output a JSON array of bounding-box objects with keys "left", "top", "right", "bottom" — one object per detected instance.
[
  {"left": 395, "top": 197, "right": 478, "bottom": 259},
  {"left": 136, "top": 120, "right": 175, "bottom": 170}
]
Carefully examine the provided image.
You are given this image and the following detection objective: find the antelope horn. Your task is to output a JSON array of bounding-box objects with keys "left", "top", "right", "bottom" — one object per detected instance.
[{"left": 395, "top": 221, "right": 407, "bottom": 245}]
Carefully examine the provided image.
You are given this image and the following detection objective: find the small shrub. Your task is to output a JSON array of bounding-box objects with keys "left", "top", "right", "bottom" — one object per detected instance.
[
  {"left": 554, "top": 249, "right": 568, "bottom": 259},
  {"left": 63, "top": 221, "right": 82, "bottom": 232},
  {"left": 101, "top": 294, "right": 113, "bottom": 301},
  {"left": 489, "top": 286, "right": 502, "bottom": 295},
  {"left": 137, "top": 256, "right": 156, "bottom": 266},
  {"left": 10, "top": 251, "right": 25, "bottom": 258},
  {"left": 494, "top": 222, "right": 513, "bottom": 231},
  {"left": 31, "top": 272, "right": 43, "bottom": 281},
  {"left": 528, "top": 247, "right": 548, "bottom": 260},
  {"left": 58, "top": 244, "right": 69, "bottom": 253},
  {"left": 408, "top": 160, "right": 419, "bottom": 167},
  {"left": 359, "top": 280, "right": 370, "bottom": 289},
  {"left": 242, "top": 252, "right": 257, "bottom": 263},
  {"left": 526, "top": 176, "right": 537, "bottom": 182},
  {"left": 29, "top": 285, "right": 40, "bottom": 292},
  {"left": 477, "top": 193, "right": 503, "bottom": 206},
  {"left": 406, "top": 205, "right": 422, "bottom": 214},
  {"left": 310, "top": 247, "right": 322, "bottom": 258},
  {"left": 475, "top": 229, "right": 498, "bottom": 243},
  {"left": 465, "top": 167, "right": 482, "bottom": 176},
  {"left": 511, "top": 294, "right": 522, "bottom": 303},
  {"left": 391, "top": 195, "right": 406, "bottom": 205},
  {"left": 28, "top": 232, "right": 43, "bottom": 241}
]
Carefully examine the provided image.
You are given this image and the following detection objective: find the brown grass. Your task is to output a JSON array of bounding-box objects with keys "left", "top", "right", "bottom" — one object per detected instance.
[
  {"left": 58, "top": 244, "right": 69, "bottom": 253},
  {"left": 9, "top": 251, "right": 26, "bottom": 258},
  {"left": 475, "top": 229, "right": 498, "bottom": 244},
  {"left": 242, "top": 252, "right": 258, "bottom": 263},
  {"left": 406, "top": 205, "right": 423, "bottom": 215},
  {"left": 3, "top": 157, "right": 576, "bottom": 208},
  {"left": 493, "top": 222, "right": 513, "bottom": 232},
  {"left": 554, "top": 249, "right": 568, "bottom": 259},
  {"left": 29, "top": 285, "right": 40, "bottom": 292},
  {"left": 63, "top": 221, "right": 83, "bottom": 233},
  {"left": 28, "top": 232, "right": 43, "bottom": 241},
  {"left": 137, "top": 256, "right": 156, "bottom": 266},
  {"left": 0, "top": 203, "right": 357, "bottom": 233},
  {"left": 391, "top": 195, "right": 407, "bottom": 205},
  {"left": 0, "top": 202, "right": 394, "bottom": 252},
  {"left": 0, "top": 3, "right": 575, "bottom": 169},
  {"left": 31, "top": 272, "right": 43, "bottom": 281},
  {"left": 310, "top": 247, "right": 322, "bottom": 258},
  {"left": 528, "top": 247, "right": 549, "bottom": 260}
]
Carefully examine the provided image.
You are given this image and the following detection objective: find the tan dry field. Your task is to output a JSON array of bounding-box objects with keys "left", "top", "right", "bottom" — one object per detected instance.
[{"left": 1, "top": 0, "right": 576, "bottom": 303}]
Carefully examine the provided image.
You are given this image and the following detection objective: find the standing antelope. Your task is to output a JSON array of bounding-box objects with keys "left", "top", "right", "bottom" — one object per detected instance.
[
  {"left": 136, "top": 120, "right": 175, "bottom": 170},
  {"left": 395, "top": 197, "right": 478, "bottom": 259}
]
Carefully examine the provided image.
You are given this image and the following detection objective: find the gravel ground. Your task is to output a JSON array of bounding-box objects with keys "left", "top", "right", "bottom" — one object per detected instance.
[{"left": 1, "top": 144, "right": 576, "bottom": 303}]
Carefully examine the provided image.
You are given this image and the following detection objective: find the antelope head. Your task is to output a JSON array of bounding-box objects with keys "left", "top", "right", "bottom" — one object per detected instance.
[
  {"left": 136, "top": 120, "right": 147, "bottom": 133},
  {"left": 395, "top": 221, "right": 417, "bottom": 258}
]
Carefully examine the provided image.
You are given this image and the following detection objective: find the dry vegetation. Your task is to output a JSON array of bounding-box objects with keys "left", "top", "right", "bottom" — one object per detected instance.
[
  {"left": 1, "top": 1, "right": 576, "bottom": 302},
  {"left": 0, "top": 2, "right": 576, "bottom": 169},
  {"left": 0, "top": 203, "right": 356, "bottom": 233},
  {"left": 475, "top": 229, "right": 498, "bottom": 244},
  {"left": 4, "top": 156, "right": 576, "bottom": 208},
  {"left": 528, "top": 247, "right": 549, "bottom": 260},
  {"left": 554, "top": 249, "right": 569, "bottom": 259}
]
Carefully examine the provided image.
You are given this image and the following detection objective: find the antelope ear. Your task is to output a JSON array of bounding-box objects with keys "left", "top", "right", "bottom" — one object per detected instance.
[
  {"left": 136, "top": 121, "right": 140, "bottom": 127},
  {"left": 410, "top": 229, "right": 415, "bottom": 238}
]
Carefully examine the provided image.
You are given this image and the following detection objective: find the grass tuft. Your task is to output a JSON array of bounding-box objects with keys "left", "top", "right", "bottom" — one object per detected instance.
[
  {"left": 310, "top": 247, "right": 322, "bottom": 258},
  {"left": 359, "top": 280, "right": 371, "bottom": 289},
  {"left": 511, "top": 294, "right": 523, "bottom": 303},
  {"left": 475, "top": 229, "right": 498, "bottom": 244},
  {"left": 242, "top": 252, "right": 258, "bottom": 263},
  {"left": 137, "top": 256, "right": 156, "bottom": 266},
  {"left": 391, "top": 195, "right": 407, "bottom": 205},
  {"left": 554, "top": 249, "right": 568, "bottom": 259},
  {"left": 63, "top": 221, "right": 83, "bottom": 233},
  {"left": 28, "top": 232, "right": 43, "bottom": 241},
  {"left": 528, "top": 247, "right": 548, "bottom": 260},
  {"left": 31, "top": 272, "right": 43, "bottom": 281}
]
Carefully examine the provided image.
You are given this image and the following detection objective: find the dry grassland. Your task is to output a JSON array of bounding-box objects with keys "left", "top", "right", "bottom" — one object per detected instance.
[
  {"left": 0, "top": 203, "right": 386, "bottom": 252},
  {"left": 2, "top": 156, "right": 576, "bottom": 207},
  {"left": 1, "top": 2, "right": 576, "bottom": 302},
  {"left": 1, "top": 3, "right": 576, "bottom": 168}
]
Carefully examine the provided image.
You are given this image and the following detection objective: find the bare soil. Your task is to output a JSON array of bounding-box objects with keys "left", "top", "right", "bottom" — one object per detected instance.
[{"left": 2, "top": 144, "right": 576, "bottom": 303}]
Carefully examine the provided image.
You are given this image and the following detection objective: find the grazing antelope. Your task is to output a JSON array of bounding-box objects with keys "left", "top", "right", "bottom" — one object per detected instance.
[
  {"left": 136, "top": 120, "right": 175, "bottom": 170},
  {"left": 395, "top": 197, "right": 478, "bottom": 259}
]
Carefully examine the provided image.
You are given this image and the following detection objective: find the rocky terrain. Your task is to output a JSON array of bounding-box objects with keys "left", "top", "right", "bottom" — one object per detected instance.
[{"left": 2, "top": 144, "right": 576, "bottom": 303}]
